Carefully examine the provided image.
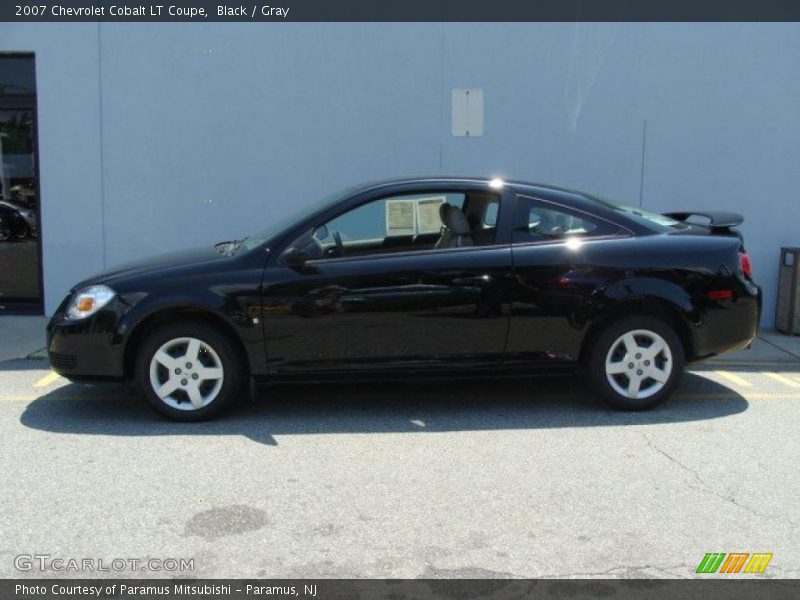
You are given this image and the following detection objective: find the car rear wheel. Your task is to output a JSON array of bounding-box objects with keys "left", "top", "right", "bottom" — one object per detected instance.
[
  {"left": 587, "top": 316, "right": 685, "bottom": 410},
  {"left": 135, "top": 321, "right": 244, "bottom": 421}
]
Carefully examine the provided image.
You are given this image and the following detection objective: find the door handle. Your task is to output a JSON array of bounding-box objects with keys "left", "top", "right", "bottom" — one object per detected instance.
[{"left": 452, "top": 274, "right": 494, "bottom": 287}]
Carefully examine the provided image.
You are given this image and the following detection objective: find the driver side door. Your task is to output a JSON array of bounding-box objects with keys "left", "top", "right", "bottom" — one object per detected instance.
[{"left": 260, "top": 186, "right": 513, "bottom": 376}]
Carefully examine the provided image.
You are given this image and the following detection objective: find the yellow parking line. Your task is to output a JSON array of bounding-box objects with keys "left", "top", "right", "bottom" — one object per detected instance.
[
  {"left": 679, "top": 392, "right": 799, "bottom": 400},
  {"left": 763, "top": 372, "right": 800, "bottom": 388},
  {"left": 33, "top": 371, "right": 62, "bottom": 388},
  {"left": 715, "top": 371, "right": 753, "bottom": 387}
]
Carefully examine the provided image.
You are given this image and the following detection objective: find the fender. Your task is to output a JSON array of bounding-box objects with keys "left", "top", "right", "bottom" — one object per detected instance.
[
  {"left": 116, "top": 291, "right": 231, "bottom": 336},
  {"left": 598, "top": 277, "right": 699, "bottom": 323},
  {"left": 113, "top": 288, "right": 264, "bottom": 376}
]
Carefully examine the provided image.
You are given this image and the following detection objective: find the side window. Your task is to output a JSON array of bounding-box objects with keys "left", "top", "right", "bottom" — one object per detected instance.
[
  {"left": 482, "top": 201, "right": 499, "bottom": 227},
  {"left": 513, "top": 196, "right": 622, "bottom": 244},
  {"left": 312, "top": 193, "right": 466, "bottom": 260}
]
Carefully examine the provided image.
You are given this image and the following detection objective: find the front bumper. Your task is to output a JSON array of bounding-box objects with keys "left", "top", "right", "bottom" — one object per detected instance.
[{"left": 46, "top": 299, "right": 127, "bottom": 380}]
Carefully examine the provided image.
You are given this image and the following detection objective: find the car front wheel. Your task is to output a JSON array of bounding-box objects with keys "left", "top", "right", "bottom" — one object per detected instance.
[
  {"left": 135, "top": 321, "right": 245, "bottom": 421},
  {"left": 587, "top": 316, "right": 685, "bottom": 411}
]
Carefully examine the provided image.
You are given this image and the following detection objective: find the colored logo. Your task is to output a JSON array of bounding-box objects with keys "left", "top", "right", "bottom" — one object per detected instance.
[{"left": 696, "top": 552, "right": 773, "bottom": 574}]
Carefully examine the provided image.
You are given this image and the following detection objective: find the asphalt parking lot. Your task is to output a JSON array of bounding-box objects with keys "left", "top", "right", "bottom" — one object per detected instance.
[{"left": 1, "top": 321, "right": 799, "bottom": 579}]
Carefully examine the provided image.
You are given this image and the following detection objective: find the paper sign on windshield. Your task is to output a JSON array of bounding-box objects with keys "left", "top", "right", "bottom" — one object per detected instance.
[
  {"left": 385, "top": 199, "right": 416, "bottom": 236},
  {"left": 416, "top": 197, "right": 446, "bottom": 234}
]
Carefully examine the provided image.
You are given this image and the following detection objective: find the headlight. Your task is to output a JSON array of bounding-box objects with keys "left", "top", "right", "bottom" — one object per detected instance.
[{"left": 66, "top": 285, "right": 116, "bottom": 320}]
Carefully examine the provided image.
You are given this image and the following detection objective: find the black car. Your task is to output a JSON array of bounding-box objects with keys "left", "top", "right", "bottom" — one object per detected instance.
[{"left": 47, "top": 177, "right": 761, "bottom": 421}]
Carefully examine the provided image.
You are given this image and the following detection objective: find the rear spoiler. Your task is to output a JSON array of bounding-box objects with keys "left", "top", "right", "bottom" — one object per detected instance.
[{"left": 663, "top": 211, "right": 743, "bottom": 228}]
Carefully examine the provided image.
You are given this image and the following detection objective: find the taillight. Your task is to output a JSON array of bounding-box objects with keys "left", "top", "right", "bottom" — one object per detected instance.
[
  {"left": 739, "top": 251, "right": 752, "bottom": 279},
  {"left": 708, "top": 289, "right": 733, "bottom": 300}
]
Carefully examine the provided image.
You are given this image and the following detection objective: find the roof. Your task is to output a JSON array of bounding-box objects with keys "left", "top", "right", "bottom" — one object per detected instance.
[
  {"left": 340, "top": 176, "right": 653, "bottom": 235},
  {"left": 351, "top": 175, "right": 580, "bottom": 195}
]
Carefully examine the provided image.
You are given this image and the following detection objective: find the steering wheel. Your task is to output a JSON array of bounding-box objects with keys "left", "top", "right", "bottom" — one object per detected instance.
[{"left": 333, "top": 231, "right": 345, "bottom": 257}]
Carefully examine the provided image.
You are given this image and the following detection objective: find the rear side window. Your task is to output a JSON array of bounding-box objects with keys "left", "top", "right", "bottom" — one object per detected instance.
[
  {"left": 513, "top": 196, "right": 624, "bottom": 244},
  {"left": 483, "top": 201, "right": 498, "bottom": 227}
]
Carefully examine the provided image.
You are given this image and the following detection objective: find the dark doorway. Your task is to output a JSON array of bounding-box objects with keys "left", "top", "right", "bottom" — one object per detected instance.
[{"left": 0, "top": 53, "right": 41, "bottom": 314}]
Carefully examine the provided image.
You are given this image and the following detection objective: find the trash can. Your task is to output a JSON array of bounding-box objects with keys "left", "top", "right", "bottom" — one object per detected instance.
[{"left": 776, "top": 247, "right": 800, "bottom": 335}]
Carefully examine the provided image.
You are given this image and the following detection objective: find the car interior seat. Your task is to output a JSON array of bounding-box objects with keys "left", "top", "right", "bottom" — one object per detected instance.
[
  {"left": 535, "top": 210, "right": 566, "bottom": 237},
  {"left": 435, "top": 204, "right": 474, "bottom": 249}
]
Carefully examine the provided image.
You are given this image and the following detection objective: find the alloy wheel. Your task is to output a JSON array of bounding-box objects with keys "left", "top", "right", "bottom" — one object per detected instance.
[
  {"left": 148, "top": 337, "right": 224, "bottom": 410},
  {"left": 604, "top": 329, "right": 673, "bottom": 400}
]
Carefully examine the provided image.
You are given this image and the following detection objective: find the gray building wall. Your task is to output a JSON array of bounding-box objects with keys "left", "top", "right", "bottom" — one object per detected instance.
[{"left": 1, "top": 23, "right": 798, "bottom": 324}]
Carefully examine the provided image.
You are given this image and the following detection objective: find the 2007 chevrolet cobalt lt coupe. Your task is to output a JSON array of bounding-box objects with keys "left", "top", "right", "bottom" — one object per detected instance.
[{"left": 47, "top": 178, "right": 761, "bottom": 421}]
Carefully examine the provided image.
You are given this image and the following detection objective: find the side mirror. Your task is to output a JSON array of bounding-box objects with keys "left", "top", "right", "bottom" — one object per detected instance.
[
  {"left": 280, "top": 245, "right": 307, "bottom": 267},
  {"left": 279, "top": 231, "right": 324, "bottom": 267}
]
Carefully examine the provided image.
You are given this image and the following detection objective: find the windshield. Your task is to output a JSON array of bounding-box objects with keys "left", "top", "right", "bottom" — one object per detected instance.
[
  {"left": 589, "top": 195, "right": 682, "bottom": 232},
  {"left": 237, "top": 185, "right": 360, "bottom": 252}
]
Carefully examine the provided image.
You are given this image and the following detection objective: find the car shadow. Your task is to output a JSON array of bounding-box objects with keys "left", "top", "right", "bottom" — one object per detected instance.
[
  {"left": 19, "top": 372, "right": 748, "bottom": 446},
  {"left": 0, "top": 358, "right": 50, "bottom": 372}
]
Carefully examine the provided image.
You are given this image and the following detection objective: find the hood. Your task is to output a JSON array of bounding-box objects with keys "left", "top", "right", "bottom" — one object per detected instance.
[{"left": 74, "top": 246, "right": 225, "bottom": 289}]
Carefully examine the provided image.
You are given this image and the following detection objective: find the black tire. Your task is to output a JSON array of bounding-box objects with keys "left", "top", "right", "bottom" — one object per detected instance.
[
  {"left": 586, "top": 315, "right": 685, "bottom": 411},
  {"left": 135, "top": 320, "right": 245, "bottom": 421}
]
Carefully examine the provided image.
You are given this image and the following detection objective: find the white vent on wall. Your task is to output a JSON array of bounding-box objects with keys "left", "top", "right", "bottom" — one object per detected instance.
[{"left": 451, "top": 88, "right": 484, "bottom": 137}]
